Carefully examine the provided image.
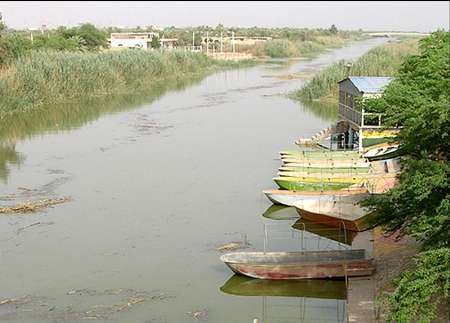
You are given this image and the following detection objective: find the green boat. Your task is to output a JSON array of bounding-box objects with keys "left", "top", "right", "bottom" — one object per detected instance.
[
  {"left": 279, "top": 165, "right": 370, "bottom": 174},
  {"left": 273, "top": 177, "right": 354, "bottom": 191},
  {"left": 280, "top": 150, "right": 360, "bottom": 160}
]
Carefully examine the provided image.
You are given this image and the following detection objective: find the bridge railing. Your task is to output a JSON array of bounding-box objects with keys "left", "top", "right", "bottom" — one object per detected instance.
[{"left": 338, "top": 103, "right": 384, "bottom": 129}]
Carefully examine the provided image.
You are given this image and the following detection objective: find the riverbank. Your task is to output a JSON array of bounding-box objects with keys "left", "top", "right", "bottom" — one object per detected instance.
[
  {"left": 0, "top": 50, "right": 255, "bottom": 120},
  {"left": 289, "top": 38, "right": 419, "bottom": 105}
]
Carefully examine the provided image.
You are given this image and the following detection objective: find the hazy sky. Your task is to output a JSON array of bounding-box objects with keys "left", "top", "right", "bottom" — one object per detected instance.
[{"left": 1, "top": 1, "right": 449, "bottom": 32}]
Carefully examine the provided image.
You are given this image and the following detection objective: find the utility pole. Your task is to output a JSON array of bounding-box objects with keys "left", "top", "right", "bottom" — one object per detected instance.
[
  {"left": 206, "top": 31, "right": 209, "bottom": 55},
  {"left": 192, "top": 31, "right": 195, "bottom": 49},
  {"left": 220, "top": 31, "right": 223, "bottom": 53},
  {"left": 232, "top": 31, "right": 235, "bottom": 53}
]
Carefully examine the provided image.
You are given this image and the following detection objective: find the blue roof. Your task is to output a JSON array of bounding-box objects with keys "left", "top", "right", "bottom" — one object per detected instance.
[{"left": 346, "top": 76, "right": 394, "bottom": 94}]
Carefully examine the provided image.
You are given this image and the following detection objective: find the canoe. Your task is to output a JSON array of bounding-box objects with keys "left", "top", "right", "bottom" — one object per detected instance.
[
  {"left": 284, "top": 160, "right": 370, "bottom": 168},
  {"left": 220, "top": 249, "right": 375, "bottom": 280},
  {"left": 278, "top": 171, "right": 369, "bottom": 182},
  {"left": 280, "top": 151, "right": 360, "bottom": 160},
  {"left": 262, "top": 188, "right": 369, "bottom": 207},
  {"left": 280, "top": 150, "right": 359, "bottom": 157},
  {"left": 220, "top": 275, "right": 346, "bottom": 299},
  {"left": 273, "top": 177, "right": 355, "bottom": 191},
  {"left": 293, "top": 198, "right": 374, "bottom": 232},
  {"left": 292, "top": 218, "right": 357, "bottom": 245},
  {"left": 262, "top": 205, "right": 299, "bottom": 220},
  {"left": 281, "top": 156, "right": 363, "bottom": 163},
  {"left": 280, "top": 165, "right": 370, "bottom": 174},
  {"left": 363, "top": 144, "right": 400, "bottom": 161}
]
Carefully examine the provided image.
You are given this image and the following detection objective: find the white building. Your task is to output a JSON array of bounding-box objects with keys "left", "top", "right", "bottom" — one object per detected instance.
[{"left": 110, "top": 32, "right": 159, "bottom": 49}]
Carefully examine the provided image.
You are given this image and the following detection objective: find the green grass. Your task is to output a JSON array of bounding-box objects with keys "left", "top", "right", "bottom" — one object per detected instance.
[
  {"left": 0, "top": 49, "right": 254, "bottom": 117},
  {"left": 290, "top": 38, "right": 419, "bottom": 102},
  {"left": 239, "top": 33, "right": 364, "bottom": 58}
]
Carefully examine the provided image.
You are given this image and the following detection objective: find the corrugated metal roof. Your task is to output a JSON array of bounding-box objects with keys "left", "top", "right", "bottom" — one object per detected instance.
[{"left": 346, "top": 77, "right": 394, "bottom": 94}]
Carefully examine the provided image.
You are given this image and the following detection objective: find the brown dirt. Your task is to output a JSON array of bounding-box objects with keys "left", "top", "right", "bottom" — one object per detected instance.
[{"left": 372, "top": 226, "right": 418, "bottom": 322}]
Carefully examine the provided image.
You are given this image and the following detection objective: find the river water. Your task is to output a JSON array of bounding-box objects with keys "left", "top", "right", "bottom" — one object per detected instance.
[{"left": 0, "top": 38, "right": 387, "bottom": 323}]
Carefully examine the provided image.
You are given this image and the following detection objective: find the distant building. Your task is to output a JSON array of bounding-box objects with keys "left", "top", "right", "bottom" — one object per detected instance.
[
  {"left": 160, "top": 38, "right": 178, "bottom": 49},
  {"left": 201, "top": 36, "right": 272, "bottom": 46},
  {"left": 110, "top": 32, "right": 159, "bottom": 49}
]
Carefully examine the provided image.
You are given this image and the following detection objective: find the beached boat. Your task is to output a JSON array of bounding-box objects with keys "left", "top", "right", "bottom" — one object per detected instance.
[
  {"left": 363, "top": 144, "right": 400, "bottom": 161},
  {"left": 277, "top": 171, "right": 370, "bottom": 181},
  {"left": 220, "top": 249, "right": 375, "bottom": 280},
  {"left": 279, "top": 165, "right": 370, "bottom": 174},
  {"left": 220, "top": 275, "right": 346, "bottom": 299},
  {"left": 280, "top": 150, "right": 360, "bottom": 160},
  {"left": 293, "top": 198, "right": 374, "bottom": 231},
  {"left": 283, "top": 160, "right": 370, "bottom": 168},
  {"left": 263, "top": 188, "right": 368, "bottom": 207},
  {"left": 281, "top": 155, "right": 363, "bottom": 164},
  {"left": 273, "top": 177, "right": 355, "bottom": 191}
]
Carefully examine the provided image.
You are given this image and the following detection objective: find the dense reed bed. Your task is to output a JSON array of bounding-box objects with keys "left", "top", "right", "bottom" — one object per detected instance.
[
  {"left": 243, "top": 34, "right": 359, "bottom": 58},
  {"left": 0, "top": 50, "right": 253, "bottom": 117},
  {"left": 291, "top": 38, "right": 419, "bottom": 103}
]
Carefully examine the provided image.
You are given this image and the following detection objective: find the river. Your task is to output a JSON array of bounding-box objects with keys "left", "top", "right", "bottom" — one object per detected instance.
[{"left": 0, "top": 38, "right": 387, "bottom": 323}]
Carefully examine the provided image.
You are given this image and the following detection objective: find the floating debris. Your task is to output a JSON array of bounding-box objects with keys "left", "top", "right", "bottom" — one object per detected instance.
[
  {"left": 187, "top": 309, "right": 208, "bottom": 321},
  {"left": 16, "top": 221, "right": 54, "bottom": 234},
  {"left": 0, "top": 197, "right": 71, "bottom": 214},
  {"left": 216, "top": 240, "right": 251, "bottom": 252}
]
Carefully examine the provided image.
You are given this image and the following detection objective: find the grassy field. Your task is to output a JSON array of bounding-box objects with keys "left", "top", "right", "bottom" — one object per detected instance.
[
  {"left": 0, "top": 49, "right": 254, "bottom": 117},
  {"left": 290, "top": 38, "right": 420, "bottom": 104}
]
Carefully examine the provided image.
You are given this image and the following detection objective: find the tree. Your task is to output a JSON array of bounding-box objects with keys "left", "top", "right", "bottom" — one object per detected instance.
[
  {"left": 75, "top": 23, "right": 108, "bottom": 51},
  {"left": 150, "top": 35, "right": 160, "bottom": 49},
  {"left": 329, "top": 24, "right": 338, "bottom": 35},
  {"left": 361, "top": 31, "right": 450, "bottom": 322}
]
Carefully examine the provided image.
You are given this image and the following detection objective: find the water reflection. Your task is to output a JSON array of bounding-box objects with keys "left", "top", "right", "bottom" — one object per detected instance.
[
  {"left": 221, "top": 275, "right": 347, "bottom": 323},
  {"left": 0, "top": 142, "right": 24, "bottom": 183},
  {"left": 221, "top": 275, "right": 346, "bottom": 299},
  {"left": 0, "top": 73, "right": 206, "bottom": 142},
  {"left": 299, "top": 99, "right": 338, "bottom": 122},
  {"left": 292, "top": 218, "right": 356, "bottom": 245},
  {"left": 262, "top": 205, "right": 299, "bottom": 220}
]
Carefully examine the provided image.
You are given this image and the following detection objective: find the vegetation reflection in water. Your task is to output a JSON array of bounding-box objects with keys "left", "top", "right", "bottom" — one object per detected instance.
[
  {"left": 0, "top": 142, "right": 24, "bottom": 183},
  {"left": 0, "top": 73, "right": 207, "bottom": 182}
]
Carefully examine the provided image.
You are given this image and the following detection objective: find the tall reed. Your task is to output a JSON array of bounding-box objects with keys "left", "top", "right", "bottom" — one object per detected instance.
[
  {"left": 0, "top": 49, "right": 252, "bottom": 116},
  {"left": 291, "top": 39, "right": 419, "bottom": 102}
]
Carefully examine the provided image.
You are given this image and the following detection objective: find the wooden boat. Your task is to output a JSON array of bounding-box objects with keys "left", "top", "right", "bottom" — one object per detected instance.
[
  {"left": 262, "top": 205, "right": 299, "bottom": 220},
  {"left": 263, "top": 188, "right": 368, "bottom": 207},
  {"left": 220, "top": 249, "right": 375, "bottom": 280},
  {"left": 292, "top": 218, "right": 357, "bottom": 245},
  {"left": 284, "top": 160, "right": 370, "bottom": 168},
  {"left": 363, "top": 144, "right": 400, "bottom": 161},
  {"left": 281, "top": 156, "right": 363, "bottom": 164},
  {"left": 278, "top": 171, "right": 370, "bottom": 182},
  {"left": 280, "top": 165, "right": 370, "bottom": 174},
  {"left": 273, "top": 177, "right": 355, "bottom": 191},
  {"left": 220, "top": 275, "right": 346, "bottom": 299},
  {"left": 280, "top": 150, "right": 360, "bottom": 160},
  {"left": 293, "top": 198, "right": 374, "bottom": 231}
]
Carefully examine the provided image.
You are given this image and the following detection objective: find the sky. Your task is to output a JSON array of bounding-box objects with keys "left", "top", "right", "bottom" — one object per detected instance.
[{"left": 1, "top": 1, "right": 449, "bottom": 32}]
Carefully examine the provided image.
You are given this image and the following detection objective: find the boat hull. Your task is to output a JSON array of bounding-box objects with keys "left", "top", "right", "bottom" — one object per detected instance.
[
  {"left": 263, "top": 189, "right": 368, "bottom": 207},
  {"left": 273, "top": 177, "right": 355, "bottom": 191},
  {"left": 284, "top": 161, "right": 370, "bottom": 168},
  {"left": 293, "top": 198, "right": 373, "bottom": 231},
  {"left": 221, "top": 250, "right": 375, "bottom": 280}
]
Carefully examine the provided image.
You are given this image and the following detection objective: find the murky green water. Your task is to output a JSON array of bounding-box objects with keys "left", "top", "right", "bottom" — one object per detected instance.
[{"left": 0, "top": 39, "right": 387, "bottom": 323}]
